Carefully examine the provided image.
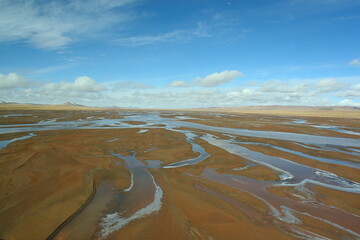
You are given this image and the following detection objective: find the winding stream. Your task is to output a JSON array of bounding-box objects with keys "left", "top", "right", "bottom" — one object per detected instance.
[{"left": 1, "top": 111, "right": 359, "bottom": 239}]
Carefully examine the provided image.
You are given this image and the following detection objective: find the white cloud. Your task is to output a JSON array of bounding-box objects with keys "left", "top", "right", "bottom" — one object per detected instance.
[
  {"left": 170, "top": 70, "right": 243, "bottom": 88},
  {"left": 349, "top": 58, "right": 360, "bottom": 67},
  {"left": 337, "top": 83, "right": 360, "bottom": 98},
  {"left": 44, "top": 76, "right": 105, "bottom": 92},
  {"left": 105, "top": 85, "right": 331, "bottom": 108},
  {"left": 21, "top": 88, "right": 106, "bottom": 105},
  {"left": 0, "top": 0, "right": 138, "bottom": 49},
  {"left": 112, "top": 81, "right": 155, "bottom": 89},
  {"left": 122, "top": 76, "right": 358, "bottom": 108},
  {"left": 168, "top": 80, "right": 191, "bottom": 88},
  {"left": 12, "top": 76, "right": 106, "bottom": 105},
  {"left": 169, "top": 70, "right": 243, "bottom": 88},
  {"left": 73, "top": 76, "right": 105, "bottom": 92},
  {"left": 339, "top": 99, "right": 360, "bottom": 106},
  {"left": 225, "top": 87, "right": 311, "bottom": 104},
  {"left": 71, "top": 0, "right": 136, "bottom": 10},
  {"left": 0, "top": 73, "right": 106, "bottom": 104},
  {"left": 193, "top": 70, "right": 243, "bottom": 87},
  {"left": 0, "top": 72, "right": 28, "bottom": 89},
  {"left": 315, "top": 78, "right": 344, "bottom": 92},
  {"left": 261, "top": 81, "right": 308, "bottom": 93},
  {"left": 114, "top": 22, "right": 210, "bottom": 47},
  {"left": 2, "top": 73, "right": 360, "bottom": 108}
]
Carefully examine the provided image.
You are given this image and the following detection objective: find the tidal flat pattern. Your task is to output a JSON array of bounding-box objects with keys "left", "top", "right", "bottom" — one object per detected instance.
[{"left": 0, "top": 110, "right": 359, "bottom": 240}]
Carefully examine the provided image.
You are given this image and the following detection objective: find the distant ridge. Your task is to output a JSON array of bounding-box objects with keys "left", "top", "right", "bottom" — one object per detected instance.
[
  {"left": 0, "top": 101, "right": 104, "bottom": 111},
  {"left": 1, "top": 101, "right": 86, "bottom": 107},
  {"left": 0, "top": 101, "right": 19, "bottom": 104},
  {"left": 63, "top": 102, "right": 84, "bottom": 107}
]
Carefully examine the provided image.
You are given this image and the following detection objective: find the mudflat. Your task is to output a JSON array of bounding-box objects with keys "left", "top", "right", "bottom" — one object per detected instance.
[{"left": 0, "top": 108, "right": 359, "bottom": 240}]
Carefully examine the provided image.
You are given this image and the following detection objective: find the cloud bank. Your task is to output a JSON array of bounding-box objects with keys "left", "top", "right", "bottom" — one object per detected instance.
[
  {"left": 43, "top": 76, "right": 105, "bottom": 92},
  {"left": 1, "top": 72, "right": 359, "bottom": 108},
  {"left": 1, "top": 73, "right": 106, "bottom": 104},
  {"left": 0, "top": 73, "right": 28, "bottom": 89}
]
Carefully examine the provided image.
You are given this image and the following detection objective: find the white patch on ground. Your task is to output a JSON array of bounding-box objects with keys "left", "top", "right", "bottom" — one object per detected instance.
[
  {"left": 277, "top": 179, "right": 360, "bottom": 194},
  {"left": 38, "top": 118, "right": 56, "bottom": 123},
  {"left": 137, "top": 129, "right": 148, "bottom": 133},
  {"left": 279, "top": 173, "right": 294, "bottom": 181},
  {"left": 265, "top": 201, "right": 329, "bottom": 240},
  {"left": 233, "top": 166, "right": 249, "bottom": 171},
  {"left": 270, "top": 205, "right": 302, "bottom": 224},
  {"left": 184, "top": 132, "right": 197, "bottom": 141},
  {"left": 144, "top": 148, "right": 156, "bottom": 153},
  {"left": 175, "top": 116, "right": 197, "bottom": 120},
  {"left": 1, "top": 114, "right": 33, "bottom": 117},
  {"left": 291, "top": 209, "right": 360, "bottom": 239},
  {"left": 313, "top": 170, "right": 360, "bottom": 189},
  {"left": 107, "top": 138, "right": 120, "bottom": 142},
  {"left": 291, "top": 119, "right": 308, "bottom": 124},
  {"left": 97, "top": 174, "right": 163, "bottom": 239},
  {"left": 295, "top": 143, "right": 325, "bottom": 151},
  {"left": 290, "top": 227, "right": 332, "bottom": 240},
  {"left": 293, "top": 184, "right": 315, "bottom": 202},
  {"left": 122, "top": 172, "right": 134, "bottom": 192},
  {"left": 314, "top": 170, "right": 338, "bottom": 178}
]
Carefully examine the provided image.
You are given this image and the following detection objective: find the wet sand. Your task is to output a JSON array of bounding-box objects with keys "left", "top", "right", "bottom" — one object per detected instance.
[{"left": 0, "top": 109, "right": 359, "bottom": 239}]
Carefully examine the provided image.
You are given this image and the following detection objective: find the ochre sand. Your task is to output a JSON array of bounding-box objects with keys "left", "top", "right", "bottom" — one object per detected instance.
[
  {"left": 183, "top": 106, "right": 360, "bottom": 119},
  {"left": 0, "top": 107, "right": 359, "bottom": 239}
]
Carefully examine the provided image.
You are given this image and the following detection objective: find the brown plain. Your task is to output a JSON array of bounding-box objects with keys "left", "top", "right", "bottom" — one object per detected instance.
[{"left": 0, "top": 105, "right": 359, "bottom": 240}]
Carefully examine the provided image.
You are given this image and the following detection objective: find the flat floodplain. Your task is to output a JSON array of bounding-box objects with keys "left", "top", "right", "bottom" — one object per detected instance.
[{"left": 0, "top": 108, "right": 359, "bottom": 240}]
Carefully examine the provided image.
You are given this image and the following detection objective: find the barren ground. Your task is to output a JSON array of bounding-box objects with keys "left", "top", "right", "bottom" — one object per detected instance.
[{"left": 0, "top": 107, "right": 359, "bottom": 240}]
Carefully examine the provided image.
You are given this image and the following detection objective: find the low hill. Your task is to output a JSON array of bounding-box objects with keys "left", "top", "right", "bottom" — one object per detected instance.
[{"left": 0, "top": 102, "right": 104, "bottom": 111}]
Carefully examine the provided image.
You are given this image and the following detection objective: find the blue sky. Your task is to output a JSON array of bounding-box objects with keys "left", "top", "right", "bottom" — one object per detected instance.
[{"left": 0, "top": 0, "right": 360, "bottom": 108}]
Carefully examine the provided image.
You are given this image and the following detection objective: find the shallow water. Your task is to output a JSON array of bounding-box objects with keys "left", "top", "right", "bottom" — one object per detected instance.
[
  {"left": 162, "top": 132, "right": 210, "bottom": 168},
  {"left": 1, "top": 111, "right": 359, "bottom": 239},
  {"left": 0, "top": 132, "right": 35, "bottom": 150},
  {"left": 52, "top": 181, "right": 116, "bottom": 240},
  {"left": 51, "top": 152, "right": 163, "bottom": 239},
  {"left": 232, "top": 139, "right": 360, "bottom": 169},
  {"left": 1, "top": 112, "right": 360, "bottom": 147}
]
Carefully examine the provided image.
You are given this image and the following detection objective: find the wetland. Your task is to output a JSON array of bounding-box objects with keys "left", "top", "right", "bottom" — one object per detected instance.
[{"left": 0, "top": 109, "right": 359, "bottom": 240}]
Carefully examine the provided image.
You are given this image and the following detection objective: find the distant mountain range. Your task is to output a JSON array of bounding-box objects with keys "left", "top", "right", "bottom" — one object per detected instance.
[
  {"left": 1, "top": 101, "right": 19, "bottom": 104},
  {"left": 1, "top": 101, "right": 85, "bottom": 107},
  {"left": 1, "top": 101, "right": 359, "bottom": 112},
  {"left": 62, "top": 102, "right": 84, "bottom": 107}
]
